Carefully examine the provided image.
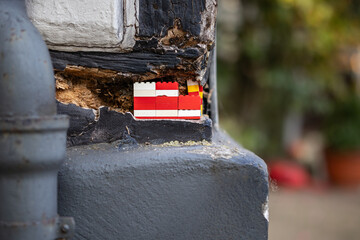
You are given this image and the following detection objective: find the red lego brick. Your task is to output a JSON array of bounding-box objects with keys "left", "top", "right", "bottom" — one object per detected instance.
[
  {"left": 156, "top": 96, "right": 178, "bottom": 110},
  {"left": 199, "top": 85, "right": 203, "bottom": 92},
  {"left": 135, "top": 117, "right": 155, "bottom": 119},
  {"left": 156, "top": 82, "right": 178, "bottom": 90},
  {"left": 134, "top": 97, "right": 156, "bottom": 110},
  {"left": 178, "top": 95, "right": 201, "bottom": 110},
  {"left": 188, "top": 92, "right": 200, "bottom": 96}
]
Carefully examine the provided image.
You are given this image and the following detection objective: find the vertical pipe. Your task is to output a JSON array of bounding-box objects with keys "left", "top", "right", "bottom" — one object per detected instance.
[
  {"left": 0, "top": 0, "right": 72, "bottom": 239},
  {"left": 209, "top": 47, "right": 219, "bottom": 128}
]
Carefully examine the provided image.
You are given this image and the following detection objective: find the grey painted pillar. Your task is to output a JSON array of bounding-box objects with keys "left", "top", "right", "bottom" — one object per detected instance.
[{"left": 0, "top": 0, "right": 73, "bottom": 239}]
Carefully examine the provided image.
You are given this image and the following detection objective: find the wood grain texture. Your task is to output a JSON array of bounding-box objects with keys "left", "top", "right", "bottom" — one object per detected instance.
[
  {"left": 138, "top": 0, "right": 206, "bottom": 37},
  {"left": 57, "top": 102, "right": 212, "bottom": 146},
  {"left": 50, "top": 48, "right": 203, "bottom": 73}
]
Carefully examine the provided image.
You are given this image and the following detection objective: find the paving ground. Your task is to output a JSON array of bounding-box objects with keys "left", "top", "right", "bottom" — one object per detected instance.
[{"left": 269, "top": 188, "right": 360, "bottom": 240}]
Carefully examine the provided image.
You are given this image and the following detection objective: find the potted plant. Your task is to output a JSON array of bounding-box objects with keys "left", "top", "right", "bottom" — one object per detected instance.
[{"left": 324, "top": 94, "right": 360, "bottom": 186}]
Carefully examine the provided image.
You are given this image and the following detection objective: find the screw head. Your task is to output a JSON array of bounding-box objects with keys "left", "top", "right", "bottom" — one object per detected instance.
[{"left": 61, "top": 224, "right": 70, "bottom": 233}]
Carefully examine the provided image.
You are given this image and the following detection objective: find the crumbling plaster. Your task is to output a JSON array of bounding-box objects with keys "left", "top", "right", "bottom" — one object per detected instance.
[{"left": 25, "top": 0, "right": 216, "bottom": 53}]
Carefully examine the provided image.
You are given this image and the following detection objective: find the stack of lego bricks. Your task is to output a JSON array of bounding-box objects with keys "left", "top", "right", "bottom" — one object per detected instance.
[
  {"left": 133, "top": 81, "right": 202, "bottom": 120},
  {"left": 187, "top": 80, "right": 204, "bottom": 115}
]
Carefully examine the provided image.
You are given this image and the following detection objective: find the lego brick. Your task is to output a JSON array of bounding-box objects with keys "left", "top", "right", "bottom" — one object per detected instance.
[
  {"left": 189, "top": 91, "right": 200, "bottom": 96},
  {"left": 156, "top": 82, "right": 178, "bottom": 90},
  {"left": 134, "top": 82, "right": 156, "bottom": 91},
  {"left": 178, "top": 95, "right": 201, "bottom": 110},
  {"left": 134, "top": 110, "right": 156, "bottom": 117},
  {"left": 156, "top": 96, "right": 178, "bottom": 110},
  {"left": 156, "top": 90, "right": 179, "bottom": 96},
  {"left": 178, "top": 110, "right": 201, "bottom": 117},
  {"left": 187, "top": 84, "right": 199, "bottom": 93},
  {"left": 134, "top": 82, "right": 156, "bottom": 97},
  {"left": 156, "top": 110, "right": 178, "bottom": 117},
  {"left": 187, "top": 80, "right": 199, "bottom": 86},
  {"left": 156, "top": 82, "right": 179, "bottom": 96},
  {"left": 187, "top": 80, "right": 200, "bottom": 93},
  {"left": 134, "top": 97, "right": 156, "bottom": 110},
  {"left": 199, "top": 85, "right": 203, "bottom": 115},
  {"left": 134, "top": 90, "right": 156, "bottom": 97},
  {"left": 176, "top": 116, "right": 201, "bottom": 120}
]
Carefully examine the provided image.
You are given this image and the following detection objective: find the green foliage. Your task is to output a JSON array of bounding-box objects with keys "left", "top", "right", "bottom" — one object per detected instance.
[
  {"left": 324, "top": 95, "right": 360, "bottom": 151},
  {"left": 218, "top": 0, "right": 360, "bottom": 156}
]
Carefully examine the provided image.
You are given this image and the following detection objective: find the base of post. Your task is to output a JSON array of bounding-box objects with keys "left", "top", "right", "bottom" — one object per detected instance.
[{"left": 58, "top": 131, "right": 269, "bottom": 239}]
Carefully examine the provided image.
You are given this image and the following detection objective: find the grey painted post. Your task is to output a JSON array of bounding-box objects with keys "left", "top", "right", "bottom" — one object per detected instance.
[{"left": 0, "top": 0, "right": 73, "bottom": 239}]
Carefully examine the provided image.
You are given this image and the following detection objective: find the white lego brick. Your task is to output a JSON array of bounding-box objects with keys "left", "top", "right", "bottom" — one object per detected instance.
[
  {"left": 187, "top": 80, "right": 199, "bottom": 86},
  {"left": 134, "top": 110, "right": 156, "bottom": 117},
  {"left": 134, "top": 90, "right": 156, "bottom": 97},
  {"left": 178, "top": 110, "right": 201, "bottom": 117},
  {"left": 134, "top": 82, "right": 156, "bottom": 91},
  {"left": 155, "top": 90, "right": 179, "bottom": 96},
  {"left": 156, "top": 110, "right": 178, "bottom": 117}
]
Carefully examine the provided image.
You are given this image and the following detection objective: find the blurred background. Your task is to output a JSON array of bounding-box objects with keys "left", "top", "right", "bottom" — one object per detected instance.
[{"left": 217, "top": 0, "right": 360, "bottom": 239}]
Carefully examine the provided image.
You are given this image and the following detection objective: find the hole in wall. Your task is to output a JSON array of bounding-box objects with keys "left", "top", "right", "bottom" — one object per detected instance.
[{"left": 55, "top": 65, "right": 198, "bottom": 113}]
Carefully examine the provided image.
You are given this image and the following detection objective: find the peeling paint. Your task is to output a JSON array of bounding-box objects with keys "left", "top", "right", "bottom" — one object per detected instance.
[
  {"left": 188, "top": 145, "right": 244, "bottom": 160},
  {"left": 262, "top": 196, "right": 269, "bottom": 222}
]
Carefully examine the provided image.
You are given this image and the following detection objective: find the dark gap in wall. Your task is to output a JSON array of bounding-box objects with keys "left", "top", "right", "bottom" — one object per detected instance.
[{"left": 55, "top": 65, "right": 200, "bottom": 113}]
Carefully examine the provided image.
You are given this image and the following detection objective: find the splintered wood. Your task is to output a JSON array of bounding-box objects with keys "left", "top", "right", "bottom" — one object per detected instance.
[{"left": 55, "top": 65, "right": 194, "bottom": 113}]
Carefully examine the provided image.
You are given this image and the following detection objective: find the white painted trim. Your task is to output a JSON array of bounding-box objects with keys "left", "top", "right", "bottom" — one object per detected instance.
[{"left": 26, "top": 0, "right": 139, "bottom": 52}]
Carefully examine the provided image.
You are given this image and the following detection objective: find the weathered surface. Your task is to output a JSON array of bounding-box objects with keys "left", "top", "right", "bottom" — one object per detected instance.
[
  {"left": 26, "top": 0, "right": 136, "bottom": 52},
  {"left": 50, "top": 48, "right": 204, "bottom": 74},
  {"left": 58, "top": 131, "right": 269, "bottom": 240},
  {"left": 57, "top": 102, "right": 212, "bottom": 147},
  {"left": 139, "top": 0, "right": 205, "bottom": 37},
  {"left": 52, "top": 48, "right": 213, "bottom": 113},
  {"left": 26, "top": 0, "right": 216, "bottom": 52}
]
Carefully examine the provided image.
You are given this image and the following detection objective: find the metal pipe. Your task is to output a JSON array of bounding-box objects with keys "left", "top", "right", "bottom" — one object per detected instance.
[
  {"left": 0, "top": 0, "right": 74, "bottom": 239},
  {"left": 209, "top": 46, "right": 219, "bottom": 128}
]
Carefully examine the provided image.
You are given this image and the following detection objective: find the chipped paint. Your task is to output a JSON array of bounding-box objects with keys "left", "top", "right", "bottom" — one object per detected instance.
[
  {"left": 188, "top": 145, "right": 244, "bottom": 160},
  {"left": 262, "top": 196, "right": 269, "bottom": 222}
]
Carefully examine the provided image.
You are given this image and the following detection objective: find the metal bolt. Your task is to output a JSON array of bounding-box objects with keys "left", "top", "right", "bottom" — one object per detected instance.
[{"left": 61, "top": 224, "right": 70, "bottom": 233}]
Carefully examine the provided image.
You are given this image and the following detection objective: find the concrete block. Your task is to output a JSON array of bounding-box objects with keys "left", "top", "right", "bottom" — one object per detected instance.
[{"left": 58, "top": 131, "right": 269, "bottom": 240}]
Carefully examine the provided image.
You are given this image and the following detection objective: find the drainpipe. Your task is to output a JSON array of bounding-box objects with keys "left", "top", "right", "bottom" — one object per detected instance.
[{"left": 0, "top": 0, "right": 74, "bottom": 239}]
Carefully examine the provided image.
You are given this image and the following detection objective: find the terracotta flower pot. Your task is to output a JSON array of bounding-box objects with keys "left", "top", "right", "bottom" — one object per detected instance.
[{"left": 325, "top": 150, "right": 360, "bottom": 187}]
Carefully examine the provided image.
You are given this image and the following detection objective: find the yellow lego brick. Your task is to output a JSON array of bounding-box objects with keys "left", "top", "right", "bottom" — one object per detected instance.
[
  {"left": 188, "top": 84, "right": 199, "bottom": 93},
  {"left": 199, "top": 91, "right": 203, "bottom": 99}
]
